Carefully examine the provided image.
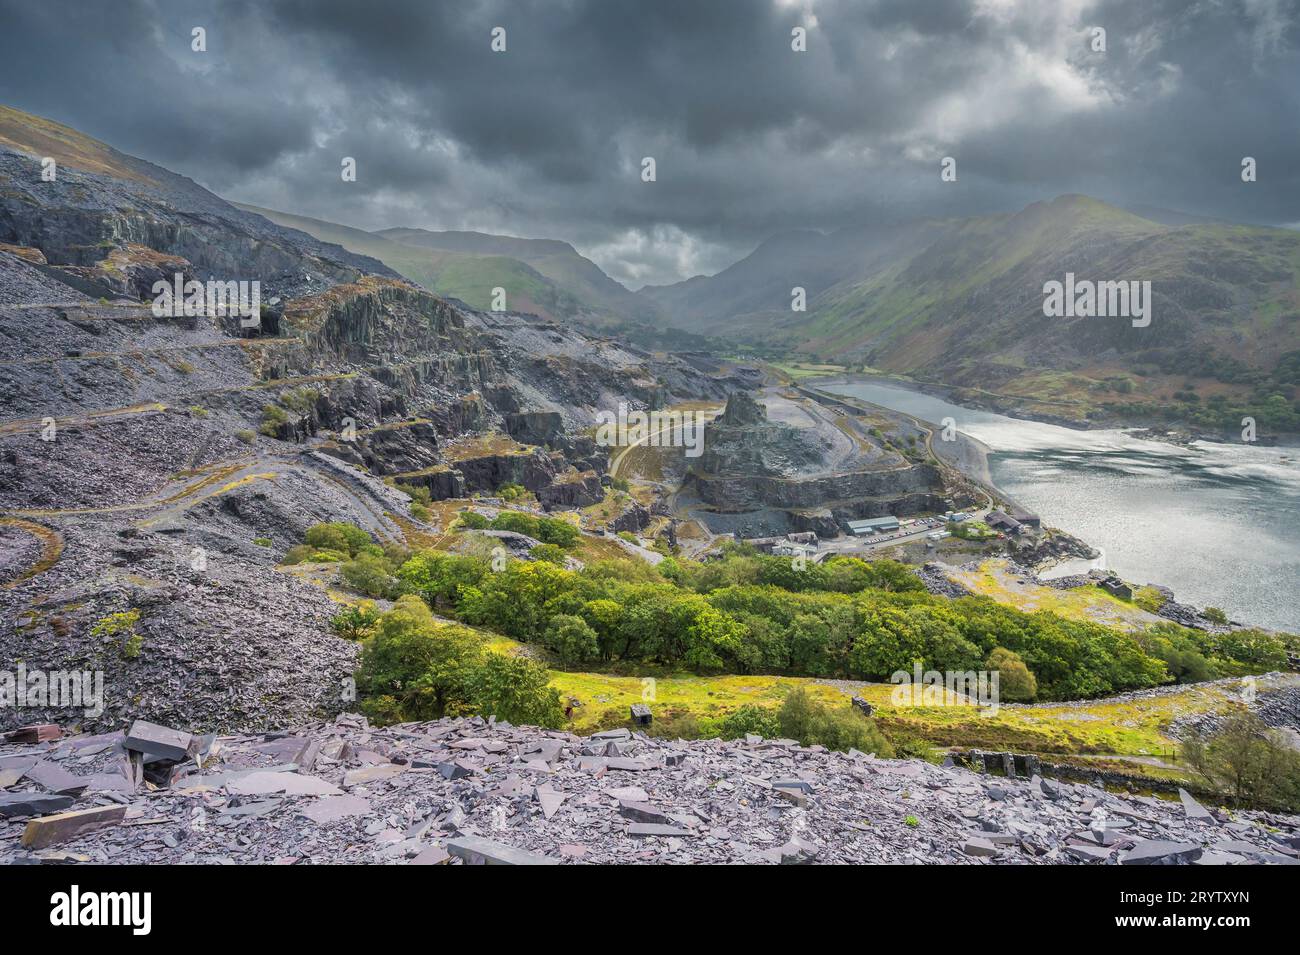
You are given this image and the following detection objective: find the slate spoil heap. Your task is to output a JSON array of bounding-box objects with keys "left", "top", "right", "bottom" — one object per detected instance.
[{"left": 2, "top": 716, "right": 1297, "bottom": 865}]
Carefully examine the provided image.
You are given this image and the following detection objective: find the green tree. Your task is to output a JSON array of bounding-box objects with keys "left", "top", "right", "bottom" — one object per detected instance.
[
  {"left": 467, "top": 654, "right": 564, "bottom": 729},
  {"left": 987, "top": 647, "right": 1037, "bottom": 702},
  {"left": 305, "top": 522, "right": 372, "bottom": 557},
  {"left": 330, "top": 602, "right": 381, "bottom": 640},
  {"left": 355, "top": 596, "right": 484, "bottom": 721},
  {"left": 1182, "top": 710, "right": 1300, "bottom": 811},
  {"left": 340, "top": 552, "right": 398, "bottom": 598},
  {"left": 544, "top": 613, "right": 600, "bottom": 666}
]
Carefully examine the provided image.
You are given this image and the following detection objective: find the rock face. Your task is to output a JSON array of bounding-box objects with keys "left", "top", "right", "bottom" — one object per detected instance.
[
  {"left": 504, "top": 411, "right": 563, "bottom": 447},
  {"left": 1, "top": 714, "right": 1295, "bottom": 865},
  {"left": 685, "top": 390, "right": 944, "bottom": 535},
  {"left": 0, "top": 111, "right": 751, "bottom": 733}
]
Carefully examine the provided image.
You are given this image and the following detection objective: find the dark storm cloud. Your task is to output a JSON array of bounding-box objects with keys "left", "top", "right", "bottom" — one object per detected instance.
[{"left": 1, "top": 0, "right": 1297, "bottom": 287}]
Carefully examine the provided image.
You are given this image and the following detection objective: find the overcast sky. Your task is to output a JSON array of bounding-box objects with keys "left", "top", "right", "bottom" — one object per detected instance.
[{"left": 2, "top": 0, "right": 1298, "bottom": 287}]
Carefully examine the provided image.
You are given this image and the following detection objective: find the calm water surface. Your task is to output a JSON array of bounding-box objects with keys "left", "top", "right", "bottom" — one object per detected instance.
[{"left": 825, "top": 380, "right": 1300, "bottom": 633}]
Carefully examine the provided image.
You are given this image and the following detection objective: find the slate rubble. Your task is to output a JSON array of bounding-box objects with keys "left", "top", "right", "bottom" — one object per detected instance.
[{"left": 2, "top": 715, "right": 1296, "bottom": 865}]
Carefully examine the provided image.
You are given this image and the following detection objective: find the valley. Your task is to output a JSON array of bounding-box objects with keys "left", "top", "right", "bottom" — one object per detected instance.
[{"left": 1, "top": 105, "right": 1297, "bottom": 867}]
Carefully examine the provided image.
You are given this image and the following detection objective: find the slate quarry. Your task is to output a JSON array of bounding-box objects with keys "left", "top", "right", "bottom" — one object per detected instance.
[{"left": 2, "top": 715, "right": 1296, "bottom": 865}]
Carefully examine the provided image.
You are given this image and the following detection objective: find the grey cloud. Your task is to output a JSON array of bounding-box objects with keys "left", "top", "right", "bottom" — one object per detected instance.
[{"left": 1, "top": 0, "right": 1297, "bottom": 287}]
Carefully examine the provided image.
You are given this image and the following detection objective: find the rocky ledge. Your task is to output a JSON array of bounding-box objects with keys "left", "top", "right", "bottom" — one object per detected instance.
[{"left": 2, "top": 716, "right": 1296, "bottom": 865}]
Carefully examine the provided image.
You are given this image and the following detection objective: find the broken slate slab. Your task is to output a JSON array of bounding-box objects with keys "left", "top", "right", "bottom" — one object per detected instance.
[
  {"left": 219, "top": 799, "right": 283, "bottom": 818},
  {"left": 775, "top": 788, "right": 810, "bottom": 808},
  {"left": 0, "top": 768, "right": 26, "bottom": 788},
  {"left": 123, "top": 720, "right": 192, "bottom": 762},
  {"left": 446, "top": 835, "right": 560, "bottom": 865},
  {"left": 1066, "top": 844, "right": 1117, "bottom": 863},
  {"left": 537, "top": 786, "right": 568, "bottom": 820},
  {"left": 606, "top": 785, "right": 650, "bottom": 802},
  {"left": 627, "top": 823, "right": 695, "bottom": 838},
  {"left": 5, "top": 724, "right": 61, "bottom": 744},
  {"left": 961, "top": 838, "right": 999, "bottom": 858},
  {"left": 21, "top": 805, "right": 127, "bottom": 849},
  {"left": 1120, "top": 840, "right": 1203, "bottom": 865},
  {"left": 606, "top": 758, "right": 654, "bottom": 772},
  {"left": 343, "top": 764, "right": 406, "bottom": 786},
  {"left": 298, "top": 795, "right": 372, "bottom": 824},
  {"left": 618, "top": 800, "right": 674, "bottom": 825},
  {"left": 24, "top": 760, "right": 88, "bottom": 795},
  {"left": 1178, "top": 788, "right": 1214, "bottom": 821},
  {"left": 437, "top": 759, "right": 478, "bottom": 780},
  {"left": 81, "top": 769, "right": 135, "bottom": 794},
  {"left": 410, "top": 844, "right": 451, "bottom": 865},
  {"left": 226, "top": 772, "right": 342, "bottom": 797},
  {"left": 0, "top": 791, "right": 76, "bottom": 818}
]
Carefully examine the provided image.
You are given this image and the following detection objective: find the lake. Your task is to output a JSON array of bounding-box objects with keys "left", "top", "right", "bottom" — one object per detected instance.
[{"left": 823, "top": 379, "right": 1300, "bottom": 633}]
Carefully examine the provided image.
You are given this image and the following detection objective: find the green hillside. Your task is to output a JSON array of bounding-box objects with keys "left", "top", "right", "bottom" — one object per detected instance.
[
  {"left": 640, "top": 196, "right": 1300, "bottom": 433},
  {"left": 239, "top": 204, "right": 622, "bottom": 322}
]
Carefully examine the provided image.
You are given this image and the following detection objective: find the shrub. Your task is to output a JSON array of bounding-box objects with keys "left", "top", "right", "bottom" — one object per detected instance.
[
  {"left": 410, "top": 502, "right": 431, "bottom": 522},
  {"left": 544, "top": 613, "right": 600, "bottom": 666},
  {"left": 91, "top": 609, "right": 140, "bottom": 639},
  {"left": 279, "top": 386, "right": 318, "bottom": 414},
  {"left": 121, "top": 633, "right": 144, "bottom": 659},
  {"left": 456, "top": 510, "right": 490, "bottom": 530},
  {"left": 259, "top": 403, "right": 287, "bottom": 436},
  {"left": 253, "top": 537, "right": 272, "bottom": 548},
  {"left": 1182, "top": 710, "right": 1300, "bottom": 811},
  {"left": 92, "top": 609, "right": 143, "bottom": 660},
  {"left": 466, "top": 653, "right": 564, "bottom": 728},
  {"left": 398, "top": 482, "right": 433, "bottom": 505},
  {"left": 530, "top": 543, "right": 567, "bottom": 565},
  {"left": 280, "top": 544, "right": 314, "bottom": 565},
  {"left": 304, "top": 522, "right": 372, "bottom": 558},
  {"left": 1203, "top": 606, "right": 1229, "bottom": 625},
  {"left": 354, "top": 597, "right": 563, "bottom": 729},
  {"left": 355, "top": 596, "right": 486, "bottom": 722},
  {"left": 987, "top": 647, "right": 1037, "bottom": 702},
  {"left": 330, "top": 602, "right": 382, "bottom": 640},
  {"left": 308, "top": 549, "right": 349, "bottom": 563},
  {"left": 235, "top": 429, "right": 256, "bottom": 445},
  {"left": 340, "top": 552, "right": 399, "bottom": 599},
  {"left": 711, "top": 704, "right": 781, "bottom": 741},
  {"left": 777, "top": 687, "right": 894, "bottom": 755},
  {"left": 397, "top": 551, "right": 488, "bottom": 609}
]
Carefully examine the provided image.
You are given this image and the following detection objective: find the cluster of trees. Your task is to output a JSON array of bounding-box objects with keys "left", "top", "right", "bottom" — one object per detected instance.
[
  {"left": 386, "top": 547, "right": 1291, "bottom": 701},
  {"left": 1182, "top": 710, "right": 1300, "bottom": 812},
  {"left": 311, "top": 525, "right": 1291, "bottom": 730},
  {"left": 354, "top": 595, "right": 564, "bottom": 728},
  {"left": 455, "top": 509, "right": 581, "bottom": 547},
  {"left": 281, "top": 516, "right": 582, "bottom": 601}
]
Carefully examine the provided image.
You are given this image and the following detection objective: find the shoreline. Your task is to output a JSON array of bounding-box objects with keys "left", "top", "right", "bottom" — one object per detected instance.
[
  {"left": 798, "top": 375, "right": 1295, "bottom": 634},
  {"left": 807, "top": 371, "right": 1300, "bottom": 449}
]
